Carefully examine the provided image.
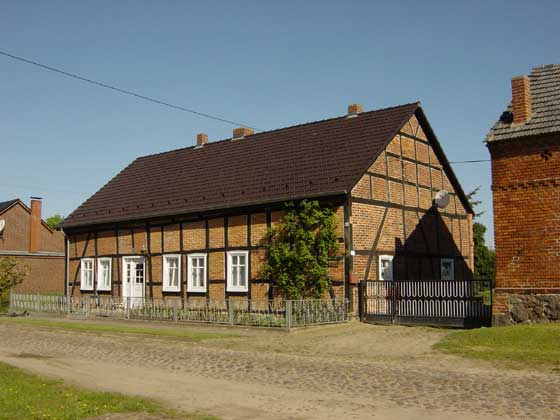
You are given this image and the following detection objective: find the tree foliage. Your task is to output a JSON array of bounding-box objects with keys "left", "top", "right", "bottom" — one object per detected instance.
[
  {"left": 260, "top": 200, "right": 339, "bottom": 299},
  {"left": 473, "top": 222, "right": 495, "bottom": 282},
  {"left": 467, "top": 187, "right": 495, "bottom": 282},
  {"left": 0, "top": 257, "right": 29, "bottom": 296},
  {"left": 46, "top": 214, "right": 64, "bottom": 230}
]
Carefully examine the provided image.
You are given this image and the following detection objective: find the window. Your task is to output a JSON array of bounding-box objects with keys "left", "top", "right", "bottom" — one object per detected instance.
[
  {"left": 440, "top": 258, "right": 455, "bottom": 280},
  {"left": 163, "top": 255, "right": 181, "bottom": 292},
  {"left": 187, "top": 253, "right": 207, "bottom": 292},
  {"left": 378, "top": 255, "right": 394, "bottom": 281},
  {"left": 227, "top": 251, "right": 248, "bottom": 292},
  {"left": 97, "top": 258, "right": 112, "bottom": 291},
  {"left": 80, "top": 258, "right": 94, "bottom": 291}
]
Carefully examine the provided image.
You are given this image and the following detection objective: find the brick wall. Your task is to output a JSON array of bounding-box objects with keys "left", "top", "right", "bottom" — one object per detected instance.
[
  {"left": 1, "top": 202, "right": 65, "bottom": 294},
  {"left": 12, "top": 255, "right": 65, "bottom": 294},
  {"left": 350, "top": 114, "right": 474, "bottom": 288},
  {"left": 489, "top": 134, "right": 560, "bottom": 317},
  {"left": 67, "top": 206, "right": 346, "bottom": 301}
]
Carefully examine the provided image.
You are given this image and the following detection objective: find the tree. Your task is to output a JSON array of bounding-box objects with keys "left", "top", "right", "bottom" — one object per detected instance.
[
  {"left": 260, "top": 200, "right": 339, "bottom": 299},
  {"left": 46, "top": 214, "right": 64, "bottom": 230},
  {"left": 467, "top": 187, "right": 495, "bottom": 283},
  {"left": 0, "top": 257, "right": 29, "bottom": 296}
]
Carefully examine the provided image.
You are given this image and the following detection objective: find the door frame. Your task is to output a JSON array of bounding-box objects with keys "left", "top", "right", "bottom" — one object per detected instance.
[{"left": 121, "top": 256, "right": 146, "bottom": 306}]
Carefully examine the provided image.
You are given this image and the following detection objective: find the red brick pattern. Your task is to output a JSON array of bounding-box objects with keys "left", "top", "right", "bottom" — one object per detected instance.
[
  {"left": 489, "top": 134, "right": 560, "bottom": 313},
  {"left": 0, "top": 202, "right": 65, "bottom": 294},
  {"left": 350, "top": 116, "right": 474, "bottom": 285}
]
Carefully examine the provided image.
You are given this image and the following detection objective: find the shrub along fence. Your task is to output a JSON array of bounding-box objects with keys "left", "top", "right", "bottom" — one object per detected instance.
[{"left": 9, "top": 293, "right": 348, "bottom": 328}]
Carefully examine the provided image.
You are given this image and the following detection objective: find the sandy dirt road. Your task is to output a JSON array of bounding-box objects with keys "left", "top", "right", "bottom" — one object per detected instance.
[{"left": 1, "top": 318, "right": 558, "bottom": 420}]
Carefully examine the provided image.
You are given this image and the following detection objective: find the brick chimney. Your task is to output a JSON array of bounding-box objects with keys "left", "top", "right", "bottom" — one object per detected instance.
[
  {"left": 511, "top": 75, "right": 532, "bottom": 124},
  {"left": 347, "top": 103, "right": 363, "bottom": 117},
  {"left": 29, "top": 197, "right": 42, "bottom": 253},
  {"left": 232, "top": 127, "right": 254, "bottom": 140},
  {"left": 196, "top": 133, "right": 208, "bottom": 147}
]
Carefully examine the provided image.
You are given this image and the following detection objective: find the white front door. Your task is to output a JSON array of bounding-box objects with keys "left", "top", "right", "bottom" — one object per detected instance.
[{"left": 122, "top": 257, "right": 145, "bottom": 307}]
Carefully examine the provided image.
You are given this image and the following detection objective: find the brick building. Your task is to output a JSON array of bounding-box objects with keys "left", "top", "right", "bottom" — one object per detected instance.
[
  {"left": 62, "top": 103, "right": 474, "bottom": 314},
  {"left": 486, "top": 64, "right": 560, "bottom": 324},
  {"left": 0, "top": 198, "right": 65, "bottom": 294}
]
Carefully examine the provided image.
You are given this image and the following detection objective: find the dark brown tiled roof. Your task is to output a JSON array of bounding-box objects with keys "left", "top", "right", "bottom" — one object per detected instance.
[
  {"left": 63, "top": 103, "right": 420, "bottom": 228},
  {"left": 486, "top": 64, "right": 560, "bottom": 142}
]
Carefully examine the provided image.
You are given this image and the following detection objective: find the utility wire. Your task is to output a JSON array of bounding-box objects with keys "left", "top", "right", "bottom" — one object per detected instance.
[
  {"left": 0, "top": 49, "right": 261, "bottom": 131},
  {"left": 448, "top": 159, "right": 491, "bottom": 164},
  {"left": 0, "top": 51, "right": 493, "bottom": 163}
]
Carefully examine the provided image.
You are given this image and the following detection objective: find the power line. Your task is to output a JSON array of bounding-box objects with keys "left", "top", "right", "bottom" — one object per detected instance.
[
  {"left": 0, "top": 51, "right": 494, "bottom": 163},
  {"left": 448, "top": 159, "right": 491, "bottom": 164},
  {"left": 0, "top": 49, "right": 261, "bottom": 131}
]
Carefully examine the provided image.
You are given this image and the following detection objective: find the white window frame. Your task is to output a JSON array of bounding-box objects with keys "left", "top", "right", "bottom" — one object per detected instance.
[
  {"left": 378, "top": 255, "right": 394, "bottom": 281},
  {"left": 80, "top": 258, "right": 95, "bottom": 291},
  {"left": 163, "top": 254, "right": 181, "bottom": 292},
  {"left": 96, "top": 257, "right": 112, "bottom": 291},
  {"left": 440, "top": 258, "right": 455, "bottom": 281},
  {"left": 187, "top": 253, "right": 207, "bottom": 293},
  {"left": 227, "top": 250, "right": 249, "bottom": 292}
]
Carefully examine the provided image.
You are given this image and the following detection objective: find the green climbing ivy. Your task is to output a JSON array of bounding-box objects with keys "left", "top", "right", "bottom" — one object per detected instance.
[{"left": 260, "top": 200, "right": 339, "bottom": 299}]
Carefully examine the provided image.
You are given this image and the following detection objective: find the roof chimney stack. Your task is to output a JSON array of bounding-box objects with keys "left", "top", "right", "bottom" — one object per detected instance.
[
  {"left": 29, "top": 197, "right": 42, "bottom": 253},
  {"left": 511, "top": 75, "right": 532, "bottom": 124},
  {"left": 347, "top": 103, "right": 363, "bottom": 117},
  {"left": 232, "top": 127, "right": 254, "bottom": 140},
  {"left": 196, "top": 133, "right": 208, "bottom": 147}
]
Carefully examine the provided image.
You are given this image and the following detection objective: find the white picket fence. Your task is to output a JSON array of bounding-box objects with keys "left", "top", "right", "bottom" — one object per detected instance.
[{"left": 9, "top": 293, "right": 348, "bottom": 328}]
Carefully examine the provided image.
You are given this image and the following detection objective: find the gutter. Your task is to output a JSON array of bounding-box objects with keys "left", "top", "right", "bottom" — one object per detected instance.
[{"left": 0, "top": 250, "right": 65, "bottom": 257}]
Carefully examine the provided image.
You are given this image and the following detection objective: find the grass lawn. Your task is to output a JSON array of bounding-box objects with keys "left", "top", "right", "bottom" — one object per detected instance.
[
  {"left": 0, "top": 362, "right": 217, "bottom": 420},
  {"left": 0, "top": 317, "right": 236, "bottom": 341},
  {"left": 435, "top": 323, "right": 560, "bottom": 371}
]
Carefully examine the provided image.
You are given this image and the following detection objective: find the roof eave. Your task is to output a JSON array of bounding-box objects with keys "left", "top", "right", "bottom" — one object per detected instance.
[
  {"left": 62, "top": 190, "right": 349, "bottom": 230},
  {"left": 414, "top": 107, "right": 475, "bottom": 215}
]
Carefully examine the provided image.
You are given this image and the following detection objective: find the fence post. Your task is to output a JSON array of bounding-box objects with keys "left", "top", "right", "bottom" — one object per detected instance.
[
  {"left": 286, "top": 300, "right": 292, "bottom": 329},
  {"left": 8, "top": 292, "right": 14, "bottom": 312},
  {"left": 126, "top": 298, "right": 130, "bottom": 319},
  {"left": 173, "top": 302, "right": 178, "bottom": 322},
  {"left": 228, "top": 299, "right": 235, "bottom": 325},
  {"left": 358, "top": 280, "right": 364, "bottom": 321}
]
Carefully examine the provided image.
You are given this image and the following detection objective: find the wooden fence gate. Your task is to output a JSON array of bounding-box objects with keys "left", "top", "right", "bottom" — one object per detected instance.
[{"left": 360, "top": 280, "right": 492, "bottom": 328}]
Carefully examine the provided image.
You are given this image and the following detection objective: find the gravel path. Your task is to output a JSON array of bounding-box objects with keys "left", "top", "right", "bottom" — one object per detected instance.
[{"left": 0, "top": 319, "right": 558, "bottom": 419}]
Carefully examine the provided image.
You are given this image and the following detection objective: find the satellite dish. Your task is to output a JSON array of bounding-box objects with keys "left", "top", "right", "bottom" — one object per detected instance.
[
  {"left": 434, "top": 190, "right": 450, "bottom": 209},
  {"left": 0, "top": 219, "right": 5, "bottom": 234}
]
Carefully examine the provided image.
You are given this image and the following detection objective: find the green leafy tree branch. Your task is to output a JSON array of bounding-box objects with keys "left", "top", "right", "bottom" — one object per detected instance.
[{"left": 260, "top": 200, "right": 339, "bottom": 299}]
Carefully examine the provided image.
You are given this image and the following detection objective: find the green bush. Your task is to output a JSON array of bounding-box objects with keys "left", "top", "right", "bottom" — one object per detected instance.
[{"left": 261, "top": 200, "right": 339, "bottom": 299}]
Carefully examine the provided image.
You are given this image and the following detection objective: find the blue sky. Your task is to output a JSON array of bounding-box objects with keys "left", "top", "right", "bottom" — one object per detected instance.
[{"left": 1, "top": 1, "right": 559, "bottom": 246}]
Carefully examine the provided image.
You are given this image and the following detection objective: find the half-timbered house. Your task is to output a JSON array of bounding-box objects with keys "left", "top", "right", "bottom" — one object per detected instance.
[{"left": 62, "top": 103, "right": 474, "bottom": 314}]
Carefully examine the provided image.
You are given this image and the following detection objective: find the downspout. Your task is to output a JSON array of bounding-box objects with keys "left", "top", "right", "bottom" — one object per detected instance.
[
  {"left": 64, "top": 231, "right": 69, "bottom": 298},
  {"left": 343, "top": 191, "right": 354, "bottom": 314}
]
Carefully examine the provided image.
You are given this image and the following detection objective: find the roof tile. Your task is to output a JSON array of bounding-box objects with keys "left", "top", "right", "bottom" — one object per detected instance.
[
  {"left": 63, "top": 103, "right": 419, "bottom": 227},
  {"left": 486, "top": 64, "right": 560, "bottom": 142}
]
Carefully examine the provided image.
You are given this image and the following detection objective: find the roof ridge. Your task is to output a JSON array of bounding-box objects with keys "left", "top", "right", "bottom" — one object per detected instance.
[
  {"left": 532, "top": 63, "right": 560, "bottom": 72},
  {"left": 137, "top": 102, "right": 421, "bottom": 160}
]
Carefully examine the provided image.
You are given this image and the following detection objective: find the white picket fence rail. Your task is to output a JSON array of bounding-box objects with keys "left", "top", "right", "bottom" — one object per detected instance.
[{"left": 9, "top": 293, "right": 348, "bottom": 328}]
